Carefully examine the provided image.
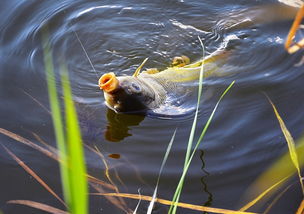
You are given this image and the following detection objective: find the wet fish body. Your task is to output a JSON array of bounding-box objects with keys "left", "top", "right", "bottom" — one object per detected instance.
[{"left": 99, "top": 48, "right": 229, "bottom": 115}]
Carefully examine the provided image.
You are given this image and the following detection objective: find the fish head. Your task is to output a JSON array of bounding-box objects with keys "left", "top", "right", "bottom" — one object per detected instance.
[{"left": 98, "top": 72, "right": 156, "bottom": 113}]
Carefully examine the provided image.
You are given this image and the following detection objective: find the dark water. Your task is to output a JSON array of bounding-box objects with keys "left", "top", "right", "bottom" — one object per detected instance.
[{"left": 1, "top": 0, "right": 304, "bottom": 213}]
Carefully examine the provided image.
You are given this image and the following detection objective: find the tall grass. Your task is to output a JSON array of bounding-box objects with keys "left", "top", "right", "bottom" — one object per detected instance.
[
  {"left": 42, "top": 27, "right": 88, "bottom": 214},
  {"left": 267, "top": 97, "right": 304, "bottom": 194},
  {"left": 240, "top": 97, "right": 304, "bottom": 212},
  {"left": 169, "top": 37, "right": 235, "bottom": 214},
  {"left": 169, "top": 81, "right": 235, "bottom": 214},
  {"left": 147, "top": 129, "right": 176, "bottom": 214}
]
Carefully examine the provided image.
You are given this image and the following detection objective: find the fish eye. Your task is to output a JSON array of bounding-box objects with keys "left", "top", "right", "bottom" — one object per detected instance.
[{"left": 131, "top": 83, "right": 141, "bottom": 92}]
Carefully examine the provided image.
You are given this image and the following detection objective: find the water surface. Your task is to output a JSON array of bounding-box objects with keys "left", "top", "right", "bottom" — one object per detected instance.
[{"left": 1, "top": 0, "right": 304, "bottom": 213}]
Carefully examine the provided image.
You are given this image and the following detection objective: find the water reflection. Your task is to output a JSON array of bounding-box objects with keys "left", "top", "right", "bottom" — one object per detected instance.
[
  {"left": 108, "top": 153, "right": 121, "bottom": 159},
  {"left": 105, "top": 108, "right": 145, "bottom": 142},
  {"left": 199, "top": 150, "right": 213, "bottom": 210}
]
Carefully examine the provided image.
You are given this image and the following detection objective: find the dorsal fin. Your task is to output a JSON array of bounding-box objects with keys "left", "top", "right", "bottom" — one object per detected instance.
[{"left": 133, "top": 58, "right": 148, "bottom": 77}]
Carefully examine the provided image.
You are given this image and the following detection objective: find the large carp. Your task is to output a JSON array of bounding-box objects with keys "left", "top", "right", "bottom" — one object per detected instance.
[{"left": 99, "top": 46, "right": 229, "bottom": 115}]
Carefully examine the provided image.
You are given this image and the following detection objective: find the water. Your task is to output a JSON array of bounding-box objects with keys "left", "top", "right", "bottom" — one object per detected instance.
[{"left": 1, "top": 0, "right": 304, "bottom": 213}]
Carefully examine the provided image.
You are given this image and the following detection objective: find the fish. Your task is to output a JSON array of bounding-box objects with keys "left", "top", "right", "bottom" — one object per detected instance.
[{"left": 98, "top": 45, "right": 230, "bottom": 115}]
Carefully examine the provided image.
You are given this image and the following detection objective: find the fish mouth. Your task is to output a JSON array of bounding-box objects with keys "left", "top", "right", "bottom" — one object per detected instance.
[{"left": 98, "top": 72, "right": 119, "bottom": 93}]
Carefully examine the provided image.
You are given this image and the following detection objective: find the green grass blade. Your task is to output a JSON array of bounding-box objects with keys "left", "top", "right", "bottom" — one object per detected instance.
[
  {"left": 267, "top": 97, "right": 304, "bottom": 194},
  {"left": 61, "top": 64, "right": 88, "bottom": 214},
  {"left": 183, "top": 37, "right": 206, "bottom": 169},
  {"left": 41, "top": 28, "right": 71, "bottom": 206},
  {"left": 147, "top": 129, "right": 176, "bottom": 214},
  {"left": 42, "top": 27, "right": 88, "bottom": 214},
  {"left": 169, "top": 37, "right": 206, "bottom": 213},
  {"left": 169, "top": 36, "right": 234, "bottom": 214},
  {"left": 169, "top": 81, "right": 235, "bottom": 214}
]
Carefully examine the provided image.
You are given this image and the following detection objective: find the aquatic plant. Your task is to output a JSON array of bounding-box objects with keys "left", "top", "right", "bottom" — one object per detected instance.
[
  {"left": 147, "top": 129, "right": 176, "bottom": 214},
  {"left": 168, "top": 37, "right": 235, "bottom": 214},
  {"left": 0, "top": 28, "right": 130, "bottom": 214},
  {"left": 42, "top": 27, "right": 88, "bottom": 214},
  {"left": 268, "top": 97, "right": 304, "bottom": 193},
  {"left": 240, "top": 97, "right": 304, "bottom": 212},
  {"left": 2, "top": 123, "right": 257, "bottom": 214},
  {"left": 0, "top": 127, "right": 131, "bottom": 213}
]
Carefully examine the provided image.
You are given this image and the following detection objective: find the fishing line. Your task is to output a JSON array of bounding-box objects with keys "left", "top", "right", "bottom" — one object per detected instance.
[{"left": 73, "top": 30, "right": 99, "bottom": 78}]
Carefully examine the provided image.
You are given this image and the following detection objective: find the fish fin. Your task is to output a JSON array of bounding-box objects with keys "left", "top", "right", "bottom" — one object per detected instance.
[
  {"left": 143, "top": 68, "right": 159, "bottom": 74},
  {"left": 133, "top": 58, "right": 148, "bottom": 77},
  {"left": 171, "top": 55, "right": 190, "bottom": 67}
]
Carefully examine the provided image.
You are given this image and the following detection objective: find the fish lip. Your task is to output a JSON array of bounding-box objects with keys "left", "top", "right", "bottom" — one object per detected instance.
[{"left": 98, "top": 72, "right": 120, "bottom": 93}]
